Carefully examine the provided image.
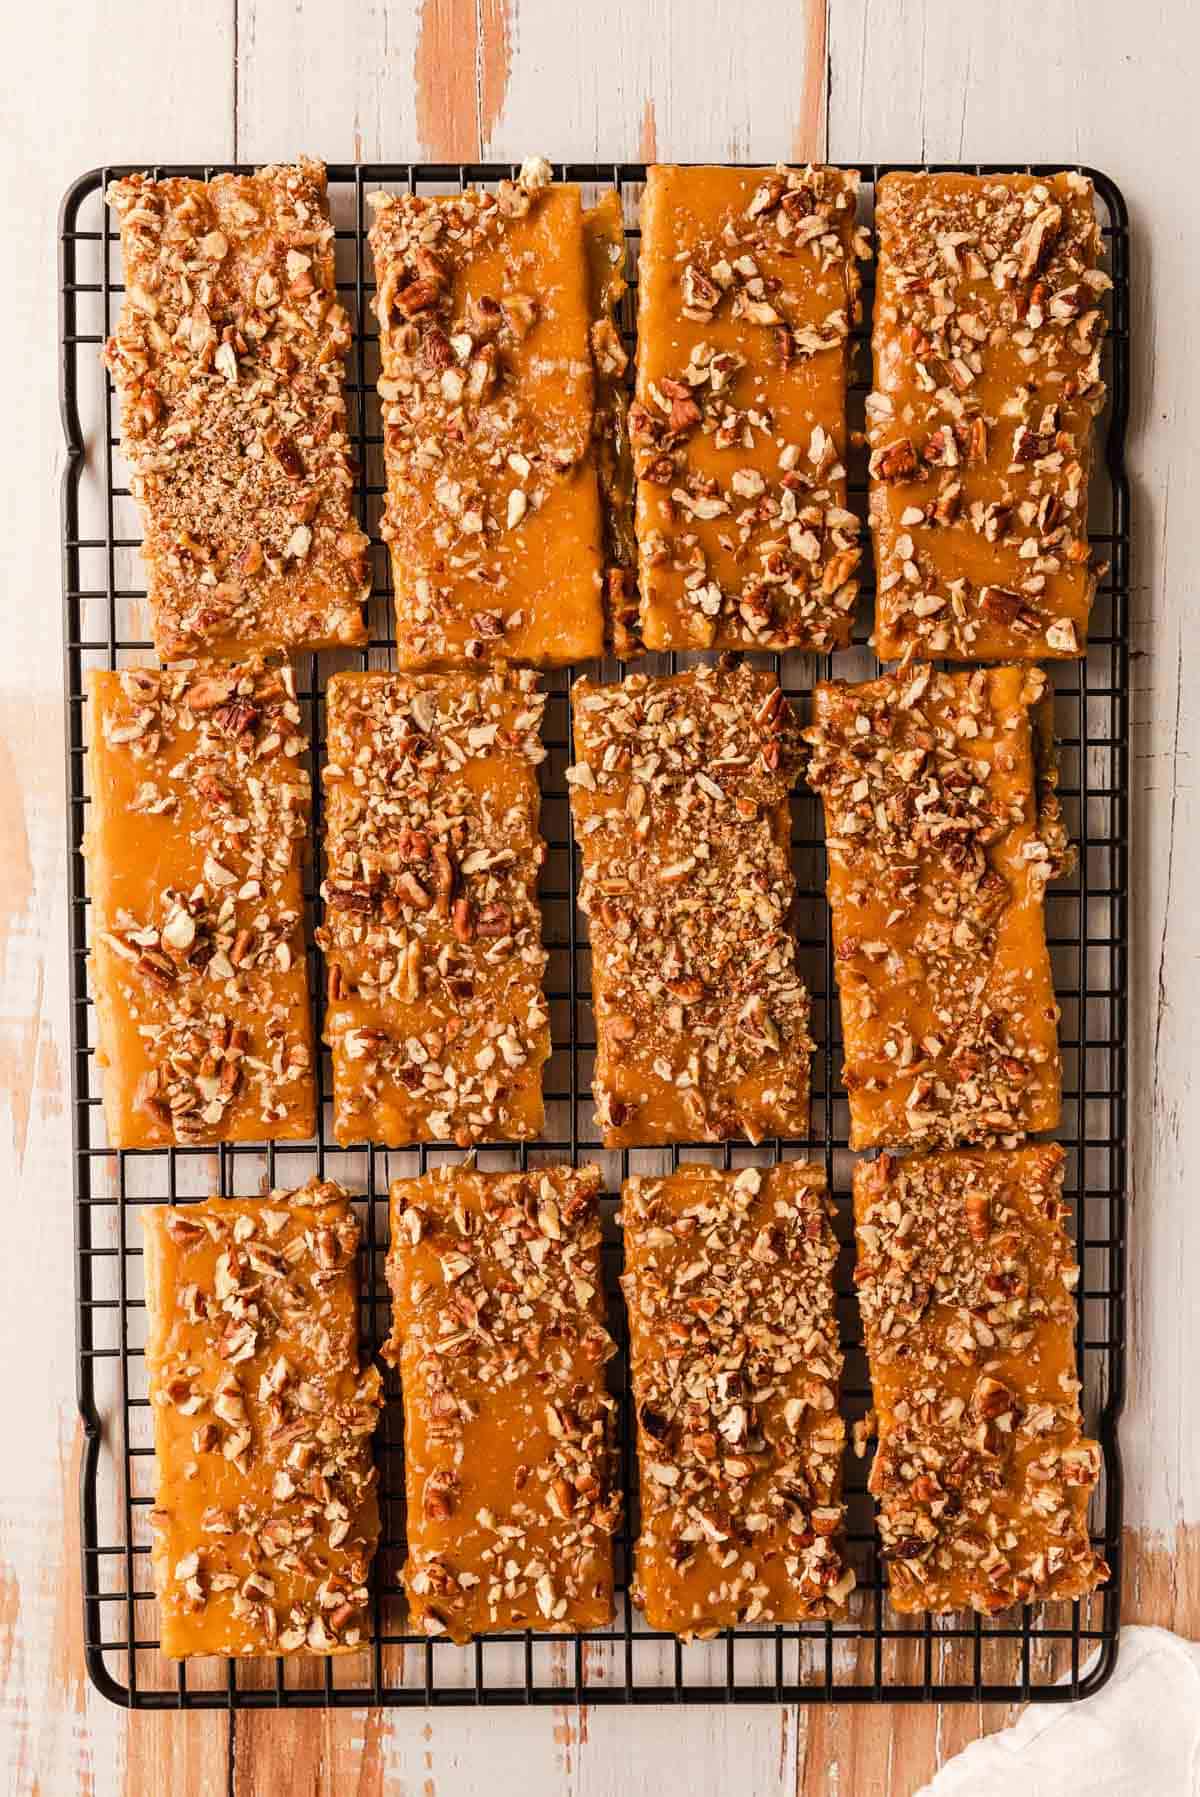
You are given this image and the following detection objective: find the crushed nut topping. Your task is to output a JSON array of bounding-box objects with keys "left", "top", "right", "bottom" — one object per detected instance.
[
  {"left": 584, "top": 190, "right": 642, "bottom": 658},
  {"left": 385, "top": 1164, "right": 619, "bottom": 1640},
  {"left": 569, "top": 662, "right": 812, "bottom": 1146},
  {"left": 319, "top": 666, "right": 550, "bottom": 1146},
  {"left": 868, "top": 172, "right": 1108, "bottom": 662},
  {"left": 854, "top": 1146, "right": 1108, "bottom": 1614},
  {"left": 634, "top": 164, "right": 869, "bottom": 652},
  {"left": 105, "top": 160, "right": 369, "bottom": 659},
  {"left": 805, "top": 662, "right": 1070, "bottom": 1152},
  {"left": 144, "top": 1180, "right": 381, "bottom": 1658},
  {"left": 621, "top": 1161, "right": 853, "bottom": 1636},
  {"left": 86, "top": 659, "right": 315, "bottom": 1146},
  {"left": 368, "top": 160, "right": 606, "bottom": 668}
]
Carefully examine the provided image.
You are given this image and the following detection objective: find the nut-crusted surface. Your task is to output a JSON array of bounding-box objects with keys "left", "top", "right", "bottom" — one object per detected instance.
[
  {"left": 869, "top": 171, "right": 1108, "bottom": 662},
  {"left": 385, "top": 1164, "right": 619, "bottom": 1641},
  {"left": 584, "top": 189, "right": 641, "bottom": 659},
  {"left": 805, "top": 662, "right": 1067, "bottom": 1152},
  {"left": 143, "top": 1180, "right": 381, "bottom": 1658},
  {"left": 104, "top": 160, "right": 369, "bottom": 660},
  {"left": 634, "top": 164, "right": 866, "bottom": 653},
  {"left": 369, "top": 158, "right": 605, "bottom": 669},
  {"left": 621, "top": 1162, "right": 852, "bottom": 1636},
  {"left": 853, "top": 1146, "right": 1107, "bottom": 1614},
  {"left": 569, "top": 663, "right": 813, "bottom": 1147},
  {"left": 319, "top": 667, "right": 550, "bottom": 1146},
  {"left": 85, "top": 660, "right": 316, "bottom": 1147}
]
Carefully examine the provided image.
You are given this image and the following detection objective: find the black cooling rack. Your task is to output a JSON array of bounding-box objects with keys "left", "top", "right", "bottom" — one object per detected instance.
[{"left": 60, "top": 161, "right": 1129, "bottom": 1710}]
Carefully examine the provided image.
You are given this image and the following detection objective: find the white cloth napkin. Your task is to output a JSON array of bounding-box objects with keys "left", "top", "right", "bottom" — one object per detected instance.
[{"left": 920, "top": 1626, "right": 1200, "bottom": 1797}]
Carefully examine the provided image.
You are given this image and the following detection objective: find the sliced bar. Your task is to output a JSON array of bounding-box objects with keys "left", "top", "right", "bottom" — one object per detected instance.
[
  {"left": 143, "top": 1179, "right": 381, "bottom": 1657},
  {"left": 105, "top": 160, "right": 369, "bottom": 659},
  {"left": 869, "top": 171, "right": 1108, "bottom": 662},
  {"left": 633, "top": 163, "right": 865, "bottom": 653},
  {"left": 584, "top": 189, "right": 641, "bottom": 658},
  {"left": 569, "top": 662, "right": 812, "bottom": 1146},
  {"left": 369, "top": 157, "right": 605, "bottom": 668},
  {"left": 854, "top": 1145, "right": 1108, "bottom": 1614},
  {"left": 86, "top": 659, "right": 316, "bottom": 1147},
  {"left": 621, "top": 1161, "right": 853, "bottom": 1636},
  {"left": 805, "top": 662, "right": 1068, "bottom": 1152},
  {"left": 319, "top": 666, "right": 550, "bottom": 1146},
  {"left": 385, "top": 1163, "right": 619, "bottom": 1640}
]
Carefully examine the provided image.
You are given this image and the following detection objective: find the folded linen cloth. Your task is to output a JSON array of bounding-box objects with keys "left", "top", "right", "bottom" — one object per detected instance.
[{"left": 921, "top": 1626, "right": 1200, "bottom": 1796}]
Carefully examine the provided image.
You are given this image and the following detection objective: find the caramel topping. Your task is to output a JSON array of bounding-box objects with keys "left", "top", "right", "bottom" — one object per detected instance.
[
  {"left": 854, "top": 1146, "right": 1107, "bottom": 1614},
  {"left": 805, "top": 662, "right": 1069, "bottom": 1151},
  {"left": 369, "top": 157, "right": 605, "bottom": 668},
  {"left": 143, "top": 1181, "right": 381, "bottom": 1658},
  {"left": 85, "top": 659, "right": 315, "bottom": 1147},
  {"left": 569, "top": 662, "right": 812, "bottom": 1146},
  {"left": 385, "top": 1164, "right": 618, "bottom": 1641},
  {"left": 869, "top": 171, "right": 1108, "bottom": 662},
  {"left": 621, "top": 1161, "right": 853, "bottom": 1636},
  {"left": 634, "top": 163, "right": 868, "bottom": 653},
  {"left": 319, "top": 666, "right": 550, "bottom": 1146},
  {"left": 104, "top": 160, "right": 369, "bottom": 659}
]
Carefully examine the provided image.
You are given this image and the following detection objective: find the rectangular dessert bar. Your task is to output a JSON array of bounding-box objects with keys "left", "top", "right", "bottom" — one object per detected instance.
[
  {"left": 369, "top": 157, "right": 605, "bottom": 668},
  {"left": 869, "top": 171, "right": 1108, "bottom": 662},
  {"left": 319, "top": 666, "right": 550, "bottom": 1146},
  {"left": 621, "top": 1161, "right": 853, "bottom": 1636},
  {"left": 143, "top": 1179, "right": 381, "bottom": 1657},
  {"left": 86, "top": 659, "right": 316, "bottom": 1147},
  {"left": 569, "top": 663, "right": 812, "bottom": 1147},
  {"left": 854, "top": 1145, "right": 1108, "bottom": 1614},
  {"left": 583, "top": 188, "right": 641, "bottom": 658},
  {"left": 633, "top": 163, "right": 866, "bottom": 653},
  {"left": 105, "top": 159, "right": 369, "bottom": 660},
  {"left": 385, "top": 1164, "right": 619, "bottom": 1640},
  {"left": 805, "top": 662, "right": 1069, "bottom": 1152}
]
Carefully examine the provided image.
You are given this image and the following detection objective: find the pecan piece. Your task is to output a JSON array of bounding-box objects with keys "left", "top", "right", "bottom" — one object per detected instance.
[
  {"left": 871, "top": 437, "right": 923, "bottom": 483},
  {"left": 268, "top": 434, "right": 306, "bottom": 480},
  {"left": 394, "top": 277, "right": 442, "bottom": 318}
]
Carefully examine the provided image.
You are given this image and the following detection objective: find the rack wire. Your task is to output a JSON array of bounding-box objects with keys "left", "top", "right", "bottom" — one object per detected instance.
[{"left": 60, "top": 161, "right": 1129, "bottom": 1709}]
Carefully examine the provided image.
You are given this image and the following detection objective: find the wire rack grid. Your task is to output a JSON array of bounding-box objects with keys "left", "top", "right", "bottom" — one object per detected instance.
[{"left": 59, "top": 160, "right": 1129, "bottom": 1710}]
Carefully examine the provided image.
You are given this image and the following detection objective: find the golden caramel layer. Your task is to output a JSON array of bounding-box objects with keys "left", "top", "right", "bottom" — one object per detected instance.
[
  {"left": 86, "top": 661, "right": 315, "bottom": 1147},
  {"left": 621, "top": 1162, "right": 853, "bottom": 1636},
  {"left": 369, "top": 158, "right": 605, "bottom": 668},
  {"left": 633, "top": 163, "right": 866, "bottom": 653},
  {"left": 319, "top": 667, "right": 550, "bottom": 1146},
  {"left": 143, "top": 1181, "right": 381, "bottom": 1658},
  {"left": 385, "top": 1164, "right": 619, "bottom": 1640},
  {"left": 105, "top": 160, "right": 369, "bottom": 659},
  {"left": 854, "top": 1146, "right": 1108, "bottom": 1614},
  {"left": 869, "top": 171, "right": 1108, "bottom": 662},
  {"left": 569, "top": 664, "right": 812, "bottom": 1147},
  {"left": 805, "top": 663, "right": 1069, "bottom": 1152}
]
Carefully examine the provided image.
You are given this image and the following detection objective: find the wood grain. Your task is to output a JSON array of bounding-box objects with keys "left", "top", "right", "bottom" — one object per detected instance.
[
  {"left": 3, "top": 2, "right": 1198, "bottom": 1794},
  {"left": 237, "top": 0, "right": 421, "bottom": 162},
  {"left": 416, "top": 0, "right": 484, "bottom": 159},
  {"left": 793, "top": 0, "right": 828, "bottom": 160},
  {"left": 412, "top": 0, "right": 514, "bottom": 160}
]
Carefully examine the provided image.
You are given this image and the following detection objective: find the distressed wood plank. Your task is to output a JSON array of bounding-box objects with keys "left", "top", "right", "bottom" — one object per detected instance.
[
  {"left": 488, "top": 0, "right": 828, "bottom": 162},
  {"left": 1125, "top": 1526, "right": 1200, "bottom": 1633},
  {"left": 0, "top": 1, "right": 235, "bottom": 1792},
  {"left": 824, "top": 2, "right": 1200, "bottom": 1784},
  {"left": 237, "top": 0, "right": 421, "bottom": 162}
]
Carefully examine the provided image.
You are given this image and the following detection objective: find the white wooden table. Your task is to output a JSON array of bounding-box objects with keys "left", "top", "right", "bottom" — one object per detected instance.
[{"left": 4, "top": 2, "right": 1196, "bottom": 1791}]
